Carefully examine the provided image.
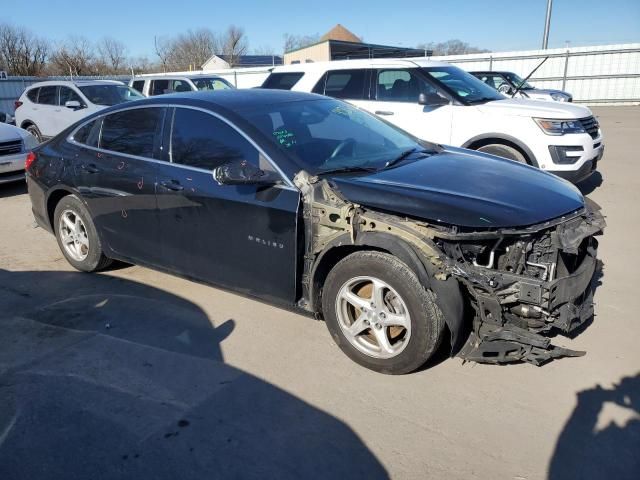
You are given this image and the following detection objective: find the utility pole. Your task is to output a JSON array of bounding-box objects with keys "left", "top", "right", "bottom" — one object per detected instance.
[{"left": 542, "top": 0, "right": 553, "bottom": 49}]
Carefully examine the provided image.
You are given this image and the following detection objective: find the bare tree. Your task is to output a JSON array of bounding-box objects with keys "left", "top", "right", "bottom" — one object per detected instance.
[
  {"left": 154, "top": 35, "right": 171, "bottom": 72},
  {"left": 97, "top": 37, "right": 126, "bottom": 74},
  {"left": 130, "top": 55, "right": 156, "bottom": 75},
  {"left": 417, "top": 39, "right": 490, "bottom": 56},
  {"left": 0, "top": 23, "right": 49, "bottom": 75},
  {"left": 253, "top": 45, "right": 275, "bottom": 56},
  {"left": 168, "top": 28, "right": 218, "bottom": 70},
  {"left": 283, "top": 33, "right": 320, "bottom": 53},
  {"left": 220, "top": 25, "right": 248, "bottom": 68},
  {"left": 50, "top": 37, "right": 97, "bottom": 76}
]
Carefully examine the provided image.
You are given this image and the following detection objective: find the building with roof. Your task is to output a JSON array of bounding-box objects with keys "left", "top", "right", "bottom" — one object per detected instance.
[
  {"left": 201, "top": 54, "right": 283, "bottom": 70},
  {"left": 284, "top": 24, "right": 427, "bottom": 65}
]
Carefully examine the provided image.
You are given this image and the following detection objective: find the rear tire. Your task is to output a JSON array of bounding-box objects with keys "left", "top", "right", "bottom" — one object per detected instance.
[
  {"left": 53, "top": 195, "right": 112, "bottom": 272},
  {"left": 477, "top": 143, "right": 527, "bottom": 163},
  {"left": 24, "top": 124, "right": 43, "bottom": 143},
  {"left": 322, "top": 251, "right": 445, "bottom": 374}
]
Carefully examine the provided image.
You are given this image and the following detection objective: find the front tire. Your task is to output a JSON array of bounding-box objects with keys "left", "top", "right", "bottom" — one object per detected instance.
[
  {"left": 53, "top": 195, "right": 112, "bottom": 272},
  {"left": 477, "top": 143, "right": 527, "bottom": 163},
  {"left": 322, "top": 251, "right": 445, "bottom": 374}
]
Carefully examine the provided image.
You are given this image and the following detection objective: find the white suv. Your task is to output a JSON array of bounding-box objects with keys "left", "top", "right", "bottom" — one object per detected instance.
[
  {"left": 14, "top": 80, "right": 143, "bottom": 142},
  {"left": 263, "top": 59, "right": 603, "bottom": 183},
  {"left": 129, "top": 74, "right": 234, "bottom": 97}
]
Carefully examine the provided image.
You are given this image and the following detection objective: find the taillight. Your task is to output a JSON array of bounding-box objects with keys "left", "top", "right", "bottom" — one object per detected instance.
[
  {"left": 25, "top": 151, "right": 36, "bottom": 171},
  {"left": 14, "top": 100, "right": 23, "bottom": 110}
]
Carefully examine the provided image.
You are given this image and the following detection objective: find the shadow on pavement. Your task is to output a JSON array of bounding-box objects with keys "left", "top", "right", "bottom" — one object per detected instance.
[
  {"left": 577, "top": 171, "right": 603, "bottom": 196},
  {"left": 548, "top": 373, "right": 640, "bottom": 480},
  {"left": 0, "top": 180, "right": 27, "bottom": 198},
  {"left": 0, "top": 269, "right": 388, "bottom": 480}
]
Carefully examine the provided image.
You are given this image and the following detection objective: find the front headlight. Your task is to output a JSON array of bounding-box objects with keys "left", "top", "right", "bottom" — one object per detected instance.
[
  {"left": 22, "top": 132, "right": 39, "bottom": 151},
  {"left": 551, "top": 92, "right": 569, "bottom": 102},
  {"left": 534, "top": 118, "right": 586, "bottom": 135}
]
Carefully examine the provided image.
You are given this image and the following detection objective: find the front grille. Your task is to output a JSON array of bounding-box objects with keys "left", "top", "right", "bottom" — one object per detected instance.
[
  {"left": 578, "top": 116, "right": 599, "bottom": 139},
  {"left": 0, "top": 139, "right": 22, "bottom": 156}
]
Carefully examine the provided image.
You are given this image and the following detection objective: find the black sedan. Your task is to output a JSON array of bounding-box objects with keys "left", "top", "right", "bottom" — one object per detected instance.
[{"left": 26, "top": 90, "right": 604, "bottom": 374}]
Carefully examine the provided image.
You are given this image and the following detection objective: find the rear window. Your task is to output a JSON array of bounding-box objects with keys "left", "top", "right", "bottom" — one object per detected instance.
[
  {"left": 38, "top": 86, "right": 57, "bottom": 105},
  {"left": 100, "top": 107, "right": 165, "bottom": 158},
  {"left": 26, "top": 88, "right": 39, "bottom": 102},
  {"left": 262, "top": 72, "right": 305, "bottom": 90},
  {"left": 314, "top": 69, "right": 368, "bottom": 100}
]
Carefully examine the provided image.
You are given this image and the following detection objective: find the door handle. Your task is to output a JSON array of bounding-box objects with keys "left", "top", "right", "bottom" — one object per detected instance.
[
  {"left": 81, "top": 163, "right": 100, "bottom": 174},
  {"left": 375, "top": 110, "right": 394, "bottom": 116},
  {"left": 160, "top": 180, "right": 184, "bottom": 191}
]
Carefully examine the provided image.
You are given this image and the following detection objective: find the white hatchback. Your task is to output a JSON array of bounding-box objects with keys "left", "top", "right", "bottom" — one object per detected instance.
[{"left": 14, "top": 80, "right": 144, "bottom": 142}]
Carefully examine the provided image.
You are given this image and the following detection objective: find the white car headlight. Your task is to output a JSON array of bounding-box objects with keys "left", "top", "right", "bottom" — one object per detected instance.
[
  {"left": 551, "top": 92, "right": 569, "bottom": 102},
  {"left": 534, "top": 118, "right": 586, "bottom": 135}
]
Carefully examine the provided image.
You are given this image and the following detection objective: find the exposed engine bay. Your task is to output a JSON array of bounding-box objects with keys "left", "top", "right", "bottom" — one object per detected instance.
[{"left": 294, "top": 171, "right": 606, "bottom": 366}]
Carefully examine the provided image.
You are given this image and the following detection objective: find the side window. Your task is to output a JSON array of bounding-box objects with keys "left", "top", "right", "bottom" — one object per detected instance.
[
  {"left": 100, "top": 107, "right": 165, "bottom": 158},
  {"left": 311, "top": 73, "right": 327, "bottom": 94},
  {"left": 171, "top": 108, "right": 266, "bottom": 171},
  {"left": 59, "top": 87, "right": 83, "bottom": 106},
  {"left": 376, "top": 69, "right": 437, "bottom": 102},
  {"left": 73, "top": 119, "right": 102, "bottom": 147},
  {"left": 26, "top": 88, "right": 39, "bottom": 102},
  {"left": 171, "top": 79, "right": 192, "bottom": 92},
  {"left": 261, "top": 72, "right": 305, "bottom": 90},
  {"left": 38, "top": 86, "right": 58, "bottom": 105},
  {"left": 131, "top": 80, "right": 145, "bottom": 93},
  {"left": 323, "top": 69, "right": 367, "bottom": 100},
  {"left": 150, "top": 79, "right": 169, "bottom": 96}
]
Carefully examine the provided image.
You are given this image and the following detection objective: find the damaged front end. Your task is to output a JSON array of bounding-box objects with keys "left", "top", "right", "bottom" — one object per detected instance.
[{"left": 294, "top": 171, "right": 606, "bottom": 366}]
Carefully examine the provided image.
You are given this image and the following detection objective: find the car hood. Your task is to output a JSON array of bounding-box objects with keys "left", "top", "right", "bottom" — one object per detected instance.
[
  {"left": 0, "top": 122, "right": 24, "bottom": 142},
  {"left": 327, "top": 148, "right": 584, "bottom": 228},
  {"left": 475, "top": 98, "right": 590, "bottom": 119}
]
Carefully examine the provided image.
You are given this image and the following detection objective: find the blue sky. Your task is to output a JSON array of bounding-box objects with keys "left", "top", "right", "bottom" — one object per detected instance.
[{"left": 1, "top": 0, "right": 638, "bottom": 57}]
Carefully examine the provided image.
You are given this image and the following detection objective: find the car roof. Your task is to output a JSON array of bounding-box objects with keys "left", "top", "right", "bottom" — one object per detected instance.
[
  {"left": 25, "top": 80, "right": 125, "bottom": 88},
  {"left": 270, "top": 57, "right": 451, "bottom": 73},
  {"left": 132, "top": 74, "right": 226, "bottom": 80}
]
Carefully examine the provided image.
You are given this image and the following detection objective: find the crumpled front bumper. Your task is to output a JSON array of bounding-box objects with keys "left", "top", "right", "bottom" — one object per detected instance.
[{"left": 449, "top": 205, "right": 605, "bottom": 366}]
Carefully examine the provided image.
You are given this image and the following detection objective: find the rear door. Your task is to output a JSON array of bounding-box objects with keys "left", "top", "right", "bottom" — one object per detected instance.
[
  {"left": 72, "top": 106, "right": 166, "bottom": 265},
  {"left": 154, "top": 106, "right": 300, "bottom": 303},
  {"left": 34, "top": 85, "right": 59, "bottom": 137}
]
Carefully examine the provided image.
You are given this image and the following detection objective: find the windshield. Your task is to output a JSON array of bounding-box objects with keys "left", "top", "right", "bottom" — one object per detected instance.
[
  {"left": 502, "top": 72, "right": 534, "bottom": 90},
  {"left": 192, "top": 77, "right": 234, "bottom": 91},
  {"left": 422, "top": 66, "right": 503, "bottom": 104},
  {"left": 239, "top": 99, "right": 435, "bottom": 175},
  {"left": 79, "top": 85, "right": 144, "bottom": 106}
]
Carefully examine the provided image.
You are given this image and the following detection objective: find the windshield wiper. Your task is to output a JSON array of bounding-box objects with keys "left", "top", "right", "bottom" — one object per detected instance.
[
  {"left": 317, "top": 165, "right": 378, "bottom": 176},
  {"left": 382, "top": 148, "right": 432, "bottom": 170},
  {"left": 468, "top": 96, "right": 498, "bottom": 105}
]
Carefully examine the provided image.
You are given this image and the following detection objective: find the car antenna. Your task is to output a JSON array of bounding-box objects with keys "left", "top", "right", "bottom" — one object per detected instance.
[{"left": 511, "top": 56, "right": 549, "bottom": 98}]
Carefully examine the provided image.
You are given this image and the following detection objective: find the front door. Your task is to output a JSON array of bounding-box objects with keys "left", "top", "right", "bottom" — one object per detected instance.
[
  {"left": 56, "top": 86, "right": 91, "bottom": 133},
  {"left": 358, "top": 68, "right": 453, "bottom": 145},
  {"left": 154, "top": 107, "right": 300, "bottom": 304}
]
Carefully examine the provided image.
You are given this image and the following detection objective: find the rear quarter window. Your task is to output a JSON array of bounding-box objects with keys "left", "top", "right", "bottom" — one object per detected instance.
[
  {"left": 131, "top": 80, "right": 145, "bottom": 93},
  {"left": 26, "top": 88, "right": 39, "bottom": 102},
  {"left": 261, "top": 72, "right": 305, "bottom": 90}
]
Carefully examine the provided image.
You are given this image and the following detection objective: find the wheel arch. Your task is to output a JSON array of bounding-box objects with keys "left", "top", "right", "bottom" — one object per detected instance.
[
  {"left": 462, "top": 133, "right": 539, "bottom": 167},
  {"left": 311, "top": 232, "right": 466, "bottom": 353},
  {"left": 46, "top": 186, "right": 81, "bottom": 231}
]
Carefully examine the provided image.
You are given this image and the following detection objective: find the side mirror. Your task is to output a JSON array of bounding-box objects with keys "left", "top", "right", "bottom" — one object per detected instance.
[
  {"left": 418, "top": 92, "right": 449, "bottom": 106},
  {"left": 65, "top": 100, "right": 83, "bottom": 109},
  {"left": 213, "top": 160, "right": 280, "bottom": 186}
]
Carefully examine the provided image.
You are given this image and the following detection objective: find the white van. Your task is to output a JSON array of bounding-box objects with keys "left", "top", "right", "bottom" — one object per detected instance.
[
  {"left": 262, "top": 59, "right": 603, "bottom": 183},
  {"left": 129, "top": 74, "right": 234, "bottom": 97}
]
